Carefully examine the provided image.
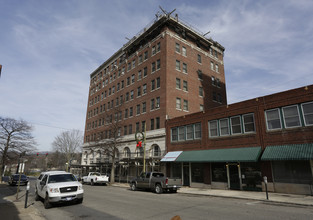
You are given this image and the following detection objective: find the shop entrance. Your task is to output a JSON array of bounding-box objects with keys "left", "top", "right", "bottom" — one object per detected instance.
[
  {"left": 228, "top": 164, "right": 240, "bottom": 190},
  {"left": 183, "top": 163, "right": 190, "bottom": 186}
]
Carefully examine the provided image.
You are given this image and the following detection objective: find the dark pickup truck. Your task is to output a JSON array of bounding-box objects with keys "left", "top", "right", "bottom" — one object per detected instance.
[{"left": 130, "top": 172, "right": 182, "bottom": 194}]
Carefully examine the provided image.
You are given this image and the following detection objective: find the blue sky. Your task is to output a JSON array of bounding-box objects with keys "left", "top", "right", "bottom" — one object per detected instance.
[{"left": 1, "top": 0, "right": 313, "bottom": 151}]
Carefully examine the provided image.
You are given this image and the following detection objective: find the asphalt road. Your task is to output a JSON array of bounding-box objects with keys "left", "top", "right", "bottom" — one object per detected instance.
[{"left": 29, "top": 181, "right": 313, "bottom": 220}]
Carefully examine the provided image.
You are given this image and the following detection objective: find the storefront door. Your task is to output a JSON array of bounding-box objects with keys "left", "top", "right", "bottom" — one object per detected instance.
[
  {"left": 183, "top": 163, "right": 190, "bottom": 186},
  {"left": 228, "top": 164, "right": 240, "bottom": 190}
]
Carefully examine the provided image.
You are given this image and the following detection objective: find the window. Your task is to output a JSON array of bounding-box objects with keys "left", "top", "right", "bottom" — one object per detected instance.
[
  {"left": 183, "top": 80, "right": 188, "bottom": 91},
  {"left": 219, "top": 118, "right": 230, "bottom": 136},
  {"left": 136, "top": 122, "right": 140, "bottom": 132},
  {"left": 142, "top": 102, "right": 146, "bottom": 113},
  {"left": 231, "top": 116, "right": 242, "bottom": 134},
  {"left": 176, "top": 78, "right": 181, "bottom": 89},
  {"left": 156, "top": 59, "right": 160, "bottom": 70},
  {"left": 121, "top": 80, "right": 124, "bottom": 89},
  {"left": 282, "top": 105, "right": 301, "bottom": 128},
  {"left": 129, "top": 124, "right": 132, "bottom": 134},
  {"left": 124, "top": 109, "right": 128, "bottom": 118},
  {"left": 200, "top": 104, "right": 204, "bottom": 111},
  {"left": 138, "top": 55, "right": 143, "bottom": 64},
  {"left": 138, "top": 70, "right": 142, "bottom": 80},
  {"left": 157, "top": 42, "right": 161, "bottom": 52},
  {"left": 209, "top": 120, "right": 218, "bottom": 137},
  {"left": 143, "top": 84, "right": 147, "bottom": 94},
  {"left": 126, "top": 92, "right": 129, "bottom": 101},
  {"left": 141, "top": 121, "right": 146, "bottom": 131},
  {"left": 152, "top": 46, "right": 156, "bottom": 55},
  {"left": 143, "top": 67, "right": 147, "bottom": 77},
  {"left": 198, "top": 70, "right": 203, "bottom": 80},
  {"left": 210, "top": 62, "right": 214, "bottom": 70},
  {"left": 175, "top": 43, "right": 180, "bottom": 53},
  {"left": 151, "top": 79, "right": 155, "bottom": 91},
  {"left": 176, "top": 60, "right": 181, "bottom": 71},
  {"left": 131, "top": 74, "right": 135, "bottom": 84},
  {"left": 182, "top": 63, "right": 187, "bottom": 73},
  {"left": 243, "top": 113, "right": 255, "bottom": 133},
  {"left": 199, "top": 87, "right": 203, "bottom": 97},
  {"left": 129, "top": 107, "right": 133, "bottom": 117},
  {"left": 171, "top": 127, "right": 178, "bottom": 141},
  {"left": 150, "top": 119, "right": 154, "bottom": 130},
  {"left": 137, "top": 86, "right": 141, "bottom": 97},
  {"left": 197, "top": 54, "right": 201, "bottom": 63},
  {"left": 265, "top": 109, "right": 282, "bottom": 130},
  {"left": 124, "top": 126, "right": 127, "bottom": 135},
  {"left": 156, "top": 97, "right": 160, "bottom": 109},
  {"left": 186, "top": 124, "right": 194, "bottom": 140},
  {"left": 176, "top": 98, "right": 181, "bottom": 110},
  {"left": 156, "top": 77, "right": 160, "bottom": 88},
  {"left": 127, "top": 77, "right": 130, "bottom": 86},
  {"left": 156, "top": 117, "right": 160, "bottom": 129},
  {"left": 130, "top": 90, "right": 134, "bottom": 100},
  {"left": 216, "top": 64, "right": 219, "bottom": 73},
  {"left": 151, "top": 98, "right": 155, "bottom": 110},
  {"left": 144, "top": 51, "right": 148, "bottom": 60},
  {"left": 301, "top": 102, "right": 313, "bottom": 126},
  {"left": 178, "top": 126, "right": 185, "bottom": 141},
  {"left": 182, "top": 46, "right": 186, "bottom": 56},
  {"left": 151, "top": 62, "right": 156, "bottom": 72},
  {"left": 127, "top": 62, "right": 131, "bottom": 71},
  {"left": 132, "top": 60, "right": 136, "bottom": 69},
  {"left": 183, "top": 100, "right": 188, "bottom": 111},
  {"left": 136, "top": 104, "right": 140, "bottom": 115},
  {"left": 195, "top": 123, "right": 201, "bottom": 139}
]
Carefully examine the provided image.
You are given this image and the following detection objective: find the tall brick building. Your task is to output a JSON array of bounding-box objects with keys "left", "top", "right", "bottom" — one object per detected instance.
[{"left": 81, "top": 14, "right": 226, "bottom": 178}]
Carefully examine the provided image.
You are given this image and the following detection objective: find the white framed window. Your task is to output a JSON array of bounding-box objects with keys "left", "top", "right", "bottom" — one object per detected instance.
[
  {"left": 175, "top": 43, "right": 180, "bottom": 53},
  {"left": 265, "top": 108, "right": 282, "bottom": 130},
  {"left": 219, "top": 118, "right": 230, "bottom": 136},
  {"left": 178, "top": 126, "right": 185, "bottom": 141},
  {"left": 199, "top": 87, "right": 203, "bottom": 97},
  {"left": 186, "top": 124, "right": 194, "bottom": 140},
  {"left": 231, "top": 116, "right": 242, "bottom": 134},
  {"left": 243, "top": 113, "right": 255, "bottom": 133},
  {"left": 301, "top": 101, "right": 313, "bottom": 126},
  {"left": 282, "top": 105, "right": 301, "bottom": 128},
  {"left": 197, "top": 54, "right": 201, "bottom": 63},
  {"left": 171, "top": 127, "right": 178, "bottom": 142},
  {"left": 176, "top": 60, "right": 181, "bottom": 71},
  {"left": 183, "top": 80, "right": 188, "bottom": 91},
  {"left": 194, "top": 123, "right": 201, "bottom": 139},
  {"left": 209, "top": 120, "right": 218, "bottom": 137},
  {"left": 182, "top": 46, "right": 187, "bottom": 56},
  {"left": 182, "top": 63, "right": 188, "bottom": 73},
  {"left": 183, "top": 100, "right": 189, "bottom": 111},
  {"left": 176, "top": 78, "right": 181, "bottom": 89},
  {"left": 210, "top": 62, "right": 214, "bottom": 70},
  {"left": 176, "top": 98, "right": 181, "bottom": 110}
]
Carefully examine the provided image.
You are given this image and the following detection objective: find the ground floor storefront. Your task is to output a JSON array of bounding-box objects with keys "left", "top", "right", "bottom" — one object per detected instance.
[{"left": 163, "top": 144, "right": 313, "bottom": 195}]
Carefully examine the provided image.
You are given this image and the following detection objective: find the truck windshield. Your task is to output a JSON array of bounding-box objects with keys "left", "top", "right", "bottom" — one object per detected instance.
[{"left": 48, "top": 174, "right": 77, "bottom": 183}]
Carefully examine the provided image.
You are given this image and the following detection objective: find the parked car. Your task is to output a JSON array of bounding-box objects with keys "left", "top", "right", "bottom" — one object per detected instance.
[
  {"left": 8, "top": 174, "right": 28, "bottom": 186},
  {"left": 35, "top": 171, "right": 84, "bottom": 209},
  {"left": 82, "top": 172, "right": 109, "bottom": 185},
  {"left": 130, "top": 172, "right": 182, "bottom": 194}
]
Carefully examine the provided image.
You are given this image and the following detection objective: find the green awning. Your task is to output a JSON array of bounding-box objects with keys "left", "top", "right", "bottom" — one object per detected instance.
[
  {"left": 175, "top": 146, "right": 262, "bottom": 163},
  {"left": 261, "top": 143, "right": 313, "bottom": 161}
]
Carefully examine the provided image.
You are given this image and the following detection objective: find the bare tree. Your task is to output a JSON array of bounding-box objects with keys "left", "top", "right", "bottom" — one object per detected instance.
[
  {"left": 0, "top": 117, "right": 36, "bottom": 182},
  {"left": 90, "top": 103, "right": 124, "bottom": 184},
  {"left": 52, "top": 129, "right": 83, "bottom": 170}
]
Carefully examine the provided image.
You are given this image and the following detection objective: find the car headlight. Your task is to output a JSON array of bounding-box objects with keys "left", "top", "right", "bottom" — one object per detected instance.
[
  {"left": 49, "top": 188, "right": 60, "bottom": 193},
  {"left": 78, "top": 185, "right": 83, "bottom": 190}
]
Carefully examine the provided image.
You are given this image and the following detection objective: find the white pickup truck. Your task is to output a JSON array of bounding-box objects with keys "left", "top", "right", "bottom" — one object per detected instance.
[
  {"left": 35, "top": 171, "right": 84, "bottom": 209},
  {"left": 82, "top": 172, "right": 109, "bottom": 185}
]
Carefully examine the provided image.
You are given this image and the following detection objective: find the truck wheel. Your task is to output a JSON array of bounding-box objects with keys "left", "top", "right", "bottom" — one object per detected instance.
[
  {"left": 77, "top": 198, "right": 83, "bottom": 204},
  {"left": 131, "top": 183, "right": 136, "bottom": 191},
  {"left": 170, "top": 189, "right": 177, "bottom": 193},
  {"left": 155, "top": 184, "right": 163, "bottom": 194},
  {"left": 44, "top": 194, "right": 52, "bottom": 209},
  {"left": 35, "top": 189, "right": 40, "bottom": 201},
  {"left": 91, "top": 180, "right": 94, "bottom": 186}
]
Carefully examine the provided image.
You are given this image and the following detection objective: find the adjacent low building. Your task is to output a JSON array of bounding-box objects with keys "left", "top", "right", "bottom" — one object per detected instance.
[{"left": 164, "top": 85, "right": 313, "bottom": 195}]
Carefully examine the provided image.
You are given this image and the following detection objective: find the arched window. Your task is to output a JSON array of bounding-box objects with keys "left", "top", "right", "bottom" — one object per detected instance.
[
  {"left": 123, "top": 147, "right": 131, "bottom": 159},
  {"left": 135, "top": 147, "right": 144, "bottom": 157},
  {"left": 151, "top": 145, "right": 161, "bottom": 157}
]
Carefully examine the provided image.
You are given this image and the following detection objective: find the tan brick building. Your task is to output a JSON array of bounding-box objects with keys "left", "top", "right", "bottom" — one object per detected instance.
[{"left": 81, "top": 14, "right": 226, "bottom": 179}]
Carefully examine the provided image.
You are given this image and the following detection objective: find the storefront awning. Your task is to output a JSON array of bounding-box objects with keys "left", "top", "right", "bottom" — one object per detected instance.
[
  {"left": 261, "top": 143, "right": 313, "bottom": 161},
  {"left": 161, "top": 151, "right": 183, "bottom": 162},
  {"left": 175, "top": 147, "right": 262, "bottom": 163}
]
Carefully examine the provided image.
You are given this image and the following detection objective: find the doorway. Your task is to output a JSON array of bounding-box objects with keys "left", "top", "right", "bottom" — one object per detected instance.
[
  {"left": 183, "top": 163, "right": 190, "bottom": 186},
  {"left": 228, "top": 164, "right": 240, "bottom": 190}
]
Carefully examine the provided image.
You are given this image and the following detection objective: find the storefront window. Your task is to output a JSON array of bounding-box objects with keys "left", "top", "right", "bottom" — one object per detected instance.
[
  {"left": 272, "top": 160, "right": 312, "bottom": 184},
  {"left": 211, "top": 163, "right": 227, "bottom": 182},
  {"left": 172, "top": 163, "right": 182, "bottom": 178},
  {"left": 241, "top": 163, "right": 262, "bottom": 190},
  {"left": 191, "top": 163, "right": 204, "bottom": 183}
]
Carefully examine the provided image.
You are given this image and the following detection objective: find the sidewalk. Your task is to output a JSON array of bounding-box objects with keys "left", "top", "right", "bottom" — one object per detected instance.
[
  {"left": 112, "top": 183, "right": 313, "bottom": 207},
  {"left": 0, "top": 183, "right": 43, "bottom": 220}
]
